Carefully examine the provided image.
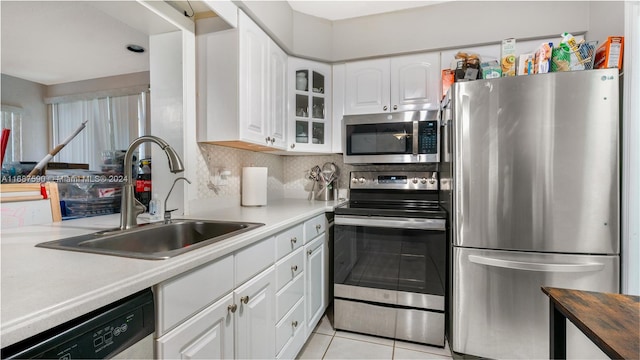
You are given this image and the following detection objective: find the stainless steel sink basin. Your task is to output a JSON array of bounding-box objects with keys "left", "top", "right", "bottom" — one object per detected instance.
[{"left": 36, "top": 220, "right": 264, "bottom": 260}]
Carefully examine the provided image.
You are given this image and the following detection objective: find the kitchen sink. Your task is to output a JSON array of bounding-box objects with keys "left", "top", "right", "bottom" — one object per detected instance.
[{"left": 36, "top": 220, "right": 264, "bottom": 260}]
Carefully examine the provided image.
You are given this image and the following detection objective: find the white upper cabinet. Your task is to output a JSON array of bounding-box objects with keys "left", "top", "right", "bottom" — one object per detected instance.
[
  {"left": 196, "top": 10, "right": 287, "bottom": 150},
  {"left": 238, "top": 11, "right": 269, "bottom": 145},
  {"left": 288, "top": 57, "right": 332, "bottom": 153},
  {"left": 345, "top": 58, "right": 390, "bottom": 115},
  {"left": 344, "top": 53, "right": 440, "bottom": 115},
  {"left": 269, "top": 41, "right": 288, "bottom": 149},
  {"left": 390, "top": 53, "right": 440, "bottom": 112}
]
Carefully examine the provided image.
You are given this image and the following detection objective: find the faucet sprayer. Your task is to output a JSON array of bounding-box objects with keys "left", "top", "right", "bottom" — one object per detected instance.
[
  {"left": 164, "top": 177, "right": 191, "bottom": 223},
  {"left": 120, "top": 136, "right": 185, "bottom": 230}
]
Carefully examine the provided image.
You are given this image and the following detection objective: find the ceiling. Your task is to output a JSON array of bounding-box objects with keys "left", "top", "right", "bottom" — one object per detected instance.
[
  {"left": 287, "top": 1, "right": 445, "bottom": 21},
  {"left": 1, "top": 1, "right": 444, "bottom": 86},
  {"left": 1, "top": 1, "right": 178, "bottom": 86}
]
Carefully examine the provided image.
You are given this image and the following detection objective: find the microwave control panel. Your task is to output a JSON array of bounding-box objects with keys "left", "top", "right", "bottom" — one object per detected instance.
[{"left": 418, "top": 121, "right": 439, "bottom": 154}]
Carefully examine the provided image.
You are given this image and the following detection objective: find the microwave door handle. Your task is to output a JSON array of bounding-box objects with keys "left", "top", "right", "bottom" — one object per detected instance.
[
  {"left": 412, "top": 121, "right": 419, "bottom": 156},
  {"left": 468, "top": 255, "right": 605, "bottom": 273}
]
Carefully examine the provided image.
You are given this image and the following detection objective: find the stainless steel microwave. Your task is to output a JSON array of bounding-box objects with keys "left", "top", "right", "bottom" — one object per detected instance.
[{"left": 343, "top": 110, "right": 441, "bottom": 164}]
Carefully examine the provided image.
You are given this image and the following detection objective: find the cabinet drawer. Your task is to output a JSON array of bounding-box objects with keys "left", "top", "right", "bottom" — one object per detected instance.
[
  {"left": 304, "top": 214, "right": 326, "bottom": 242},
  {"left": 275, "top": 247, "right": 304, "bottom": 292},
  {"left": 275, "top": 223, "right": 304, "bottom": 260},
  {"left": 276, "top": 273, "right": 304, "bottom": 321},
  {"left": 235, "top": 236, "right": 275, "bottom": 287},
  {"left": 156, "top": 255, "right": 234, "bottom": 335},
  {"left": 275, "top": 298, "right": 305, "bottom": 358}
]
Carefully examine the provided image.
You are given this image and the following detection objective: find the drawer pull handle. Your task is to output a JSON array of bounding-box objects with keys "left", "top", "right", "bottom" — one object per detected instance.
[
  {"left": 315, "top": 224, "right": 321, "bottom": 231},
  {"left": 291, "top": 237, "right": 297, "bottom": 244},
  {"left": 241, "top": 296, "right": 250, "bottom": 304},
  {"left": 307, "top": 249, "right": 313, "bottom": 255},
  {"left": 291, "top": 265, "right": 298, "bottom": 272},
  {"left": 227, "top": 304, "right": 237, "bottom": 313},
  {"left": 292, "top": 320, "right": 298, "bottom": 328}
]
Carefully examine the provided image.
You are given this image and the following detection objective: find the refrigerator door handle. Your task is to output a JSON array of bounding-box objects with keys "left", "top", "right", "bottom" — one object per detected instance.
[{"left": 468, "top": 255, "right": 605, "bottom": 273}]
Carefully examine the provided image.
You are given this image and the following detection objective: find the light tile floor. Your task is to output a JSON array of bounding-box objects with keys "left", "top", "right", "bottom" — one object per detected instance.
[{"left": 297, "top": 312, "right": 453, "bottom": 360}]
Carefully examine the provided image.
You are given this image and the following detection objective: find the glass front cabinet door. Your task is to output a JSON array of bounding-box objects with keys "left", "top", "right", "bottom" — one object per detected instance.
[{"left": 289, "top": 57, "right": 332, "bottom": 152}]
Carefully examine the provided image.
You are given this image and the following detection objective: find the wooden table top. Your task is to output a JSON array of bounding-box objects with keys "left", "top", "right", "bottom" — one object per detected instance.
[{"left": 542, "top": 287, "right": 640, "bottom": 360}]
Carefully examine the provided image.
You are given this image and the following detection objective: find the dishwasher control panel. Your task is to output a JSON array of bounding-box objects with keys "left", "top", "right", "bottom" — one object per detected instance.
[{"left": 1, "top": 289, "right": 154, "bottom": 359}]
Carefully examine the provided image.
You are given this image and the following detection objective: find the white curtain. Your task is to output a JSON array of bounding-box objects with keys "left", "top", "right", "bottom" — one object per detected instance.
[
  {"left": 51, "top": 92, "right": 147, "bottom": 170},
  {"left": 0, "top": 105, "right": 23, "bottom": 162}
]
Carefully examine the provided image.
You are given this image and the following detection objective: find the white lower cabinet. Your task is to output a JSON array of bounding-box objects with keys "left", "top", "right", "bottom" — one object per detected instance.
[
  {"left": 155, "top": 213, "right": 329, "bottom": 359},
  {"left": 304, "top": 234, "right": 326, "bottom": 337},
  {"left": 234, "top": 266, "right": 276, "bottom": 359},
  {"left": 156, "top": 293, "right": 234, "bottom": 359}
]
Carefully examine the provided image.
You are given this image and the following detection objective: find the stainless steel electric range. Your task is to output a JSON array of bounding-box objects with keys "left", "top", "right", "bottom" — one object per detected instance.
[{"left": 333, "top": 171, "right": 447, "bottom": 347}]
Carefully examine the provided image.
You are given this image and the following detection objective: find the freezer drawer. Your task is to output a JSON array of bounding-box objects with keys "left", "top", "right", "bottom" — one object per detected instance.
[
  {"left": 452, "top": 247, "right": 619, "bottom": 359},
  {"left": 334, "top": 299, "right": 445, "bottom": 346}
]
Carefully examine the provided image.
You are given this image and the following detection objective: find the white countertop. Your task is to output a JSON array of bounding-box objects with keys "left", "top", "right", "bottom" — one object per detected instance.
[{"left": 0, "top": 198, "right": 340, "bottom": 348}]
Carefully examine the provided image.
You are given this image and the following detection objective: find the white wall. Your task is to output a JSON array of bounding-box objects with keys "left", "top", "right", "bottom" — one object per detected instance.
[
  {"left": 622, "top": 1, "right": 639, "bottom": 295},
  {"left": 149, "top": 31, "right": 185, "bottom": 215},
  {"left": 239, "top": 1, "right": 624, "bottom": 62},
  {"left": 237, "top": 0, "right": 294, "bottom": 51},
  {"left": 588, "top": 1, "right": 626, "bottom": 42},
  {"left": 330, "top": 1, "right": 590, "bottom": 61},
  {"left": 0, "top": 74, "right": 48, "bottom": 160},
  {"left": 292, "top": 11, "right": 332, "bottom": 61}
]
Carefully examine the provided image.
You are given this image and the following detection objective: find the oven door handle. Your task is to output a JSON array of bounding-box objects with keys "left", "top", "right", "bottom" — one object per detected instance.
[{"left": 335, "top": 215, "right": 446, "bottom": 231}]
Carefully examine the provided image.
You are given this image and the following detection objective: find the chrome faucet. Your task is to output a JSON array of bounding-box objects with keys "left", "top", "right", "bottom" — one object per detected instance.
[
  {"left": 164, "top": 177, "right": 191, "bottom": 223},
  {"left": 120, "top": 136, "right": 184, "bottom": 230}
]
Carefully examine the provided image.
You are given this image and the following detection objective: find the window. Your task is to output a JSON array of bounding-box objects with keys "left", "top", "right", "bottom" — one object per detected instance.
[
  {"left": 50, "top": 92, "right": 148, "bottom": 170},
  {"left": 1, "top": 105, "right": 23, "bottom": 163}
]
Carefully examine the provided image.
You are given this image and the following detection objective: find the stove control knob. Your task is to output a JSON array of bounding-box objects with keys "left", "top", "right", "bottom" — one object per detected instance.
[
  {"left": 358, "top": 177, "right": 366, "bottom": 184},
  {"left": 351, "top": 177, "right": 358, "bottom": 184},
  {"left": 428, "top": 178, "right": 436, "bottom": 185},
  {"left": 420, "top": 177, "right": 428, "bottom": 184},
  {"left": 412, "top": 177, "right": 419, "bottom": 184}
]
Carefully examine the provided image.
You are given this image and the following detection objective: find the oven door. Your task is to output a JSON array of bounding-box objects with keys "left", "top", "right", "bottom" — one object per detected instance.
[{"left": 334, "top": 215, "right": 446, "bottom": 311}]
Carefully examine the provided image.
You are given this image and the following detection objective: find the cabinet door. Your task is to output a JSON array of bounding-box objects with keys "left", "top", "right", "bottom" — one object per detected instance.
[
  {"left": 390, "top": 53, "right": 441, "bottom": 111},
  {"left": 268, "top": 39, "right": 288, "bottom": 150},
  {"left": 235, "top": 266, "right": 276, "bottom": 359},
  {"left": 156, "top": 293, "right": 235, "bottom": 359},
  {"left": 304, "top": 235, "right": 326, "bottom": 336},
  {"left": 332, "top": 64, "right": 345, "bottom": 153},
  {"left": 344, "top": 58, "right": 390, "bottom": 115},
  {"left": 239, "top": 11, "right": 269, "bottom": 146},
  {"left": 289, "top": 57, "right": 332, "bottom": 153}
]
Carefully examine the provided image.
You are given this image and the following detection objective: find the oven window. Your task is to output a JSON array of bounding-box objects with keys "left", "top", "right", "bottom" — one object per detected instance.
[
  {"left": 346, "top": 122, "right": 413, "bottom": 155},
  {"left": 334, "top": 224, "right": 445, "bottom": 296}
]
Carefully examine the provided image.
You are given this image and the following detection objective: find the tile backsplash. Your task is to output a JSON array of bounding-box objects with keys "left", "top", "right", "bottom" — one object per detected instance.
[{"left": 196, "top": 143, "right": 438, "bottom": 201}]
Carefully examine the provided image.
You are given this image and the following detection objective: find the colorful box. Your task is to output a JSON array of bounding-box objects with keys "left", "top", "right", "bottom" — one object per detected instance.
[
  {"left": 518, "top": 53, "right": 535, "bottom": 75},
  {"left": 501, "top": 38, "right": 517, "bottom": 77},
  {"left": 481, "top": 60, "right": 501, "bottom": 79},
  {"left": 534, "top": 42, "right": 553, "bottom": 74},
  {"left": 442, "top": 69, "right": 455, "bottom": 98},
  {"left": 594, "top": 36, "right": 624, "bottom": 70}
]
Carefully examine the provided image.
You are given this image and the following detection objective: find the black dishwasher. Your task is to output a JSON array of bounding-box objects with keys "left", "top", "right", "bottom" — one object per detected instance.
[{"left": 1, "top": 289, "right": 155, "bottom": 359}]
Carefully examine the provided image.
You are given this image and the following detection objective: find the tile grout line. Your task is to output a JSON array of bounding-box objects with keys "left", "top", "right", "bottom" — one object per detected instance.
[{"left": 321, "top": 331, "right": 336, "bottom": 360}]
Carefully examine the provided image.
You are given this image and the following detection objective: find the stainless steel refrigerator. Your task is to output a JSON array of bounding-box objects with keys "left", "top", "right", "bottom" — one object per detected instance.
[{"left": 441, "top": 68, "right": 620, "bottom": 359}]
